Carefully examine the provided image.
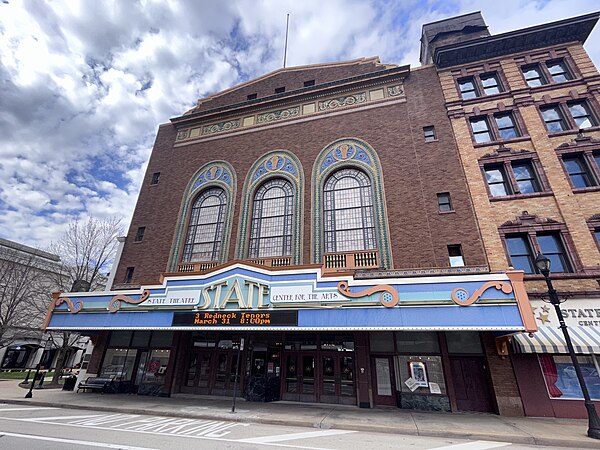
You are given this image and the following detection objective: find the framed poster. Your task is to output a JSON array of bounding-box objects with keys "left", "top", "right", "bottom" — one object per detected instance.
[{"left": 409, "top": 361, "right": 428, "bottom": 387}]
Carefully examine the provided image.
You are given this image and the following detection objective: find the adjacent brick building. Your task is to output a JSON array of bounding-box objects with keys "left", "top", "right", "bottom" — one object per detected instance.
[{"left": 426, "top": 11, "right": 600, "bottom": 418}]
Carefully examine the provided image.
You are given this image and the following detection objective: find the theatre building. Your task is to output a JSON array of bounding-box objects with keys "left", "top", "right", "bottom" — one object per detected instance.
[
  {"left": 45, "top": 20, "right": 537, "bottom": 414},
  {"left": 427, "top": 11, "right": 600, "bottom": 418}
]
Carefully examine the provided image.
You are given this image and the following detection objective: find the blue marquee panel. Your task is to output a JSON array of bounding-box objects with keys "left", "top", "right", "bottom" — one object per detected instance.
[
  {"left": 298, "top": 305, "right": 523, "bottom": 329},
  {"left": 48, "top": 304, "right": 523, "bottom": 330}
]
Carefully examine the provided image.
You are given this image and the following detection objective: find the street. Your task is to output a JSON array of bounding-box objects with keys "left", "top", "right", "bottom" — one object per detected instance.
[{"left": 0, "top": 404, "right": 572, "bottom": 450}]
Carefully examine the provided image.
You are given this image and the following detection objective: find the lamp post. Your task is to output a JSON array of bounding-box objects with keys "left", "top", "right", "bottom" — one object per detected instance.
[{"left": 534, "top": 253, "right": 600, "bottom": 439}]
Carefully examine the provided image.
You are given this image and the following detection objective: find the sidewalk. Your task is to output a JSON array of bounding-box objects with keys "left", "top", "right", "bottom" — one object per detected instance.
[{"left": 0, "top": 379, "right": 596, "bottom": 448}]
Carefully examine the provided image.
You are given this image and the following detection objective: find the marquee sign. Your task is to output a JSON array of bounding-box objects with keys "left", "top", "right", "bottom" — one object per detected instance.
[
  {"left": 44, "top": 262, "right": 537, "bottom": 332},
  {"left": 172, "top": 310, "right": 298, "bottom": 327}
]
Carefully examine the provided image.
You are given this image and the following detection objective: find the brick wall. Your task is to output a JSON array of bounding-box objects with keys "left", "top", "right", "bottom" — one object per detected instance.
[
  {"left": 114, "top": 65, "right": 487, "bottom": 285},
  {"left": 440, "top": 43, "right": 600, "bottom": 297}
]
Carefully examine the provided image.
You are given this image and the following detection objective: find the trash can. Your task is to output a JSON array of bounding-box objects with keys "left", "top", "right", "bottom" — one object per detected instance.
[{"left": 62, "top": 375, "right": 77, "bottom": 391}]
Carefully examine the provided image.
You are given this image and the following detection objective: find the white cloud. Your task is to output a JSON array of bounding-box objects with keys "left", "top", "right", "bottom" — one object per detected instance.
[{"left": 0, "top": 0, "right": 599, "bottom": 251}]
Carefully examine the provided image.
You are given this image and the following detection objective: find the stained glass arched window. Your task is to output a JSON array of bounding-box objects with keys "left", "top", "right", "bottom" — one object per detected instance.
[
  {"left": 182, "top": 187, "right": 227, "bottom": 262},
  {"left": 323, "top": 168, "right": 376, "bottom": 253},
  {"left": 248, "top": 178, "right": 294, "bottom": 258}
]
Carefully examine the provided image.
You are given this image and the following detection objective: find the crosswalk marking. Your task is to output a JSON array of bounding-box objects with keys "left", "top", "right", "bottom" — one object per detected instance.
[
  {"left": 430, "top": 441, "right": 511, "bottom": 450},
  {"left": 0, "top": 407, "right": 56, "bottom": 412},
  {"left": 238, "top": 429, "right": 356, "bottom": 443},
  {"left": 0, "top": 430, "right": 158, "bottom": 450}
]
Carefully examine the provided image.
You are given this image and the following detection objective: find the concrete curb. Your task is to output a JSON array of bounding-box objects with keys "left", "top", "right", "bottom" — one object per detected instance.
[{"left": 1, "top": 397, "right": 598, "bottom": 448}]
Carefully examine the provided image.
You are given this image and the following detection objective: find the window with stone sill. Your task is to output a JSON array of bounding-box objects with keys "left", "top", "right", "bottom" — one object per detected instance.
[
  {"left": 521, "top": 59, "right": 573, "bottom": 88},
  {"left": 540, "top": 100, "right": 598, "bottom": 133},
  {"left": 586, "top": 215, "right": 600, "bottom": 252},
  {"left": 457, "top": 72, "right": 503, "bottom": 100},
  {"left": 505, "top": 232, "right": 572, "bottom": 274},
  {"left": 499, "top": 213, "right": 579, "bottom": 275},
  {"left": 559, "top": 151, "right": 600, "bottom": 190},
  {"left": 483, "top": 160, "right": 542, "bottom": 197},
  {"left": 469, "top": 112, "right": 521, "bottom": 144},
  {"left": 436, "top": 192, "right": 452, "bottom": 212}
]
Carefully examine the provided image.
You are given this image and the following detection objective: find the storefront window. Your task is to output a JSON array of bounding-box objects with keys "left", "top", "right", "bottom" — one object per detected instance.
[
  {"left": 446, "top": 332, "right": 483, "bottom": 354},
  {"left": 131, "top": 331, "right": 151, "bottom": 347},
  {"left": 100, "top": 348, "right": 137, "bottom": 381},
  {"left": 370, "top": 332, "right": 394, "bottom": 352},
  {"left": 108, "top": 331, "right": 133, "bottom": 347},
  {"left": 396, "top": 332, "right": 440, "bottom": 353},
  {"left": 540, "top": 354, "right": 600, "bottom": 400},
  {"left": 394, "top": 355, "right": 446, "bottom": 394}
]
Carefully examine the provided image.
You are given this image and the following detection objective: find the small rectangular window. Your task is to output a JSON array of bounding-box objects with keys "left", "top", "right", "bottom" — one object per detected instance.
[
  {"left": 470, "top": 117, "right": 492, "bottom": 143},
  {"left": 458, "top": 77, "right": 478, "bottom": 100},
  {"left": 546, "top": 60, "right": 572, "bottom": 83},
  {"left": 247, "top": 93, "right": 257, "bottom": 100},
  {"left": 447, "top": 245, "right": 465, "bottom": 267},
  {"left": 522, "top": 65, "right": 546, "bottom": 87},
  {"left": 134, "top": 227, "right": 146, "bottom": 242},
  {"left": 437, "top": 193, "right": 452, "bottom": 212},
  {"left": 540, "top": 105, "right": 568, "bottom": 132},
  {"left": 303, "top": 80, "right": 315, "bottom": 87},
  {"left": 506, "top": 235, "right": 535, "bottom": 273},
  {"left": 562, "top": 155, "right": 595, "bottom": 188},
  {"left": 480, "top": 73, "right": 502, "bottom": 95},
  {"left": 568, "top": 101, "right": 596, "bottom": 129},
  {"left": 594, "top": 228, "right": 600, "bottom": 246},
  {"left": 124, "top": 267, "right": 135, "bottom": 284},
  {"left": 423, "top": 126, "right": 436, "bottom": 142},
  {"left": 275, "top": 87, "right": 285, "bottom": 94},
  {"left": 494, "top": 113, "right": 520, "bottom": 140},
  {"left": 484, "top": 165, "right": 511, "bottom": 196},
  {"left": 150, "top": 172, "right": 160, "bottom": 185}
]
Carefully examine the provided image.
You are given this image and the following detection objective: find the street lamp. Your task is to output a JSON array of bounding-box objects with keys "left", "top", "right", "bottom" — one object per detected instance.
[{"left": 534, "top": 253, "right": 600, "bottom": 439}]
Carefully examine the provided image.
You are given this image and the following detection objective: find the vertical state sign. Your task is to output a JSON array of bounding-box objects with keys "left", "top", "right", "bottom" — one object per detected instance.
[{"left": 172, "top": 310, "right": 298, "bottom": 327}]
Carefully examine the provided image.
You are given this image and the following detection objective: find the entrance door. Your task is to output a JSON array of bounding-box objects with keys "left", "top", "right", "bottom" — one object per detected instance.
[
  {"left": 134, "top": 351, "right": 150, "bottom": 393},
  {"left": 450, "top": 356, "right": 493, "bottom": 412},
  {"left": 212, "top": 349, "right": 238, "bottom": 396},
  {"left": 282, "top": 353, "right": 317, "bottom": 402},
  {"left": 371, "top": 356, "right": 396, "bottom": 406},
  {"left": 320, "top": 354, "right": 356, "bottom": 405}
]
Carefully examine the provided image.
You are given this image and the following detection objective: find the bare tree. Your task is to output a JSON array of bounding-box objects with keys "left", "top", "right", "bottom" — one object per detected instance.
[
  {"left": 0, "top": 242, "right": 61, "bottom": 355},
  {"left": 48, "top": 217, "right": 123, "bottom": 383},
  {"left": 49, "top": 217, "right": 123, "bottom": 292}
]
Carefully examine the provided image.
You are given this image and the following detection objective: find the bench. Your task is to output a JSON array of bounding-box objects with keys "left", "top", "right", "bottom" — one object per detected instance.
[{"left": 76, "top": 376, "right": 114, "bottom": 393}]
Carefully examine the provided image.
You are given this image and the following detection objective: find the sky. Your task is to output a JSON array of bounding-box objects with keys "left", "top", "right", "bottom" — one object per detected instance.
[{"left": 1, "top": 0, "right": 600, "bottom": 251}]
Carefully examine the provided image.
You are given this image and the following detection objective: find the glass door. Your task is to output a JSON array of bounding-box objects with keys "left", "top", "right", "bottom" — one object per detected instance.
[
  {"left": 371, "top": 356, "right": 396, "bottom": 406},
  {"left": 300, "top": 354, "right": 316, "bottom": 402}
]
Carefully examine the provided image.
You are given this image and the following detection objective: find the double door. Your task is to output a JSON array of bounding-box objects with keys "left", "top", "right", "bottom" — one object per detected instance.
[
  {"left": 185, "top": 348, "right": 240, "bottom": 396},
  {"left": 282, "top": 352, "right": 355, "bottom": 404}
]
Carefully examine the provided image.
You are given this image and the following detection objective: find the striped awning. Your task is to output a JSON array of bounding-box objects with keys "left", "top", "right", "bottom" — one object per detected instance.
[{"left": 513, "top": 326, "right": 600, "bottom": 354}]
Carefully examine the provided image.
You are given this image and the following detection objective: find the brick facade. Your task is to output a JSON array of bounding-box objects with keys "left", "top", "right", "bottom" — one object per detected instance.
[{"left": 115, "top": 62, "right": 486, "bottom": 285}]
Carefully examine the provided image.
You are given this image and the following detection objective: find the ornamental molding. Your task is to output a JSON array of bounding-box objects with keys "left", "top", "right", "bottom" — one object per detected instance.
[
  {"left": 192, "top": 162, "right": 234, "bottom": 189},
  {"left": 202, "top": 119, "right": 241, "bottom": 135},
  {"left": 318, "top": 93, "right": 366, "bottom": 111},
  {"left": 387, "top": 85, "right": 404, "bottom": 97},
  {"left": 451, "top": 281, "right": 513, "bottom": 307},
  {"left": 257, "top": 106, "right": 300, "bottom": 124},
  {"left": 500, "top": 211, "right": 560, "bottom": 228},
  {"left": 174, "top": 81, "right": 405, "bottom": 143},
  {"left": 108, "top": 290, "right": 151, "bottom": 312},
  {"left": 480, "top": 145, "right": 533, "bottom": 160}
]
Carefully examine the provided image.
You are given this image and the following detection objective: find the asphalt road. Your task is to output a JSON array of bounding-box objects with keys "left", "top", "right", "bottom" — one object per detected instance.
[{"left": 0, "top": 404, "right": 571, "bottom": 450}]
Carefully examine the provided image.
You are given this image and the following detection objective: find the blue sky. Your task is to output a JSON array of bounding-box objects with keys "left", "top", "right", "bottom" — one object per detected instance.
[{"left": 1, "top": 0, "right": 600, "bottom": 250}]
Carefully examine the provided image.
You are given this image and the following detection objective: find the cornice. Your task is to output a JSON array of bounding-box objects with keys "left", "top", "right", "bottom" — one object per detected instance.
[{"left": 170, "top": 65, "right": 410, "bottom": 126}]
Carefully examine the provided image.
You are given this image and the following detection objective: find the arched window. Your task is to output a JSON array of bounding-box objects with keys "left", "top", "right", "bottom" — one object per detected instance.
[
  {"left": 249, "top": 178, "right": 294, "bottom": 258},
  {"left": 324, "top": 168, "right": 376, "bottom": 253},
  {"left": 182, "top": 188, "right": 227, "bottom": 262}
]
